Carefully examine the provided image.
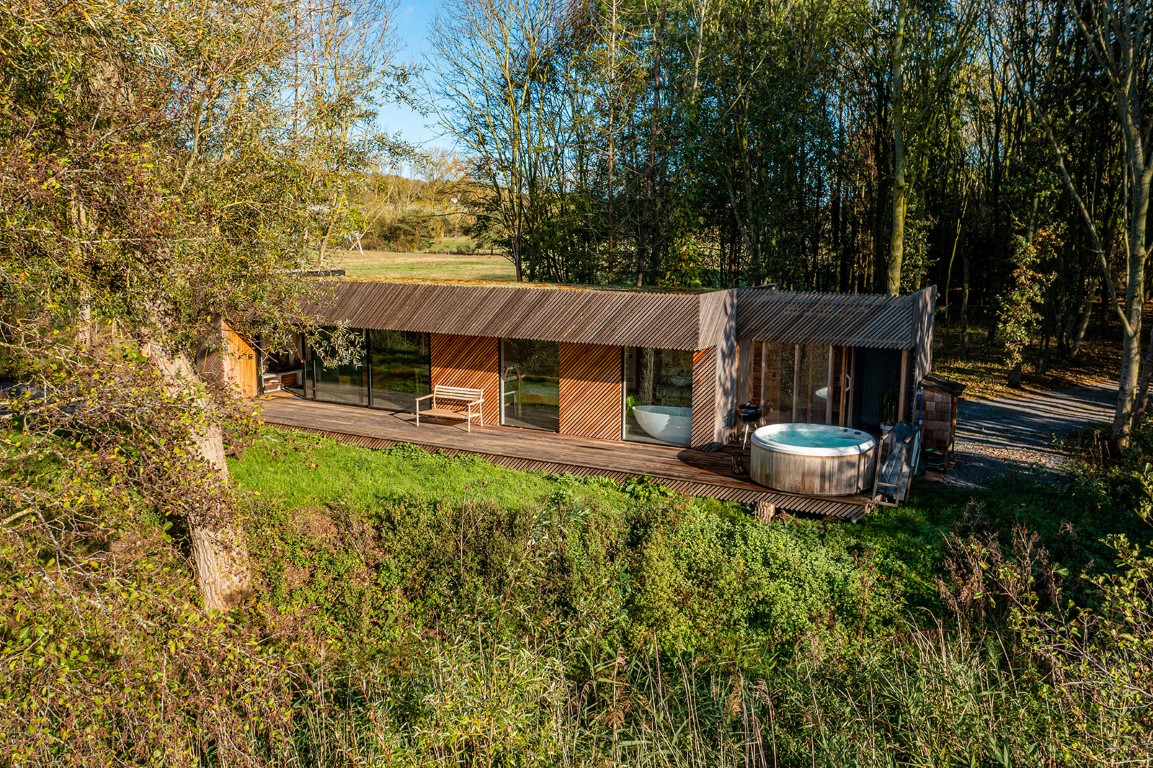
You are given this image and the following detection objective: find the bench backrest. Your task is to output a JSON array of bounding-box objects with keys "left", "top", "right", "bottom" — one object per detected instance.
[{"left": 433, "top": 385, "right": 484, "bottom": 401}]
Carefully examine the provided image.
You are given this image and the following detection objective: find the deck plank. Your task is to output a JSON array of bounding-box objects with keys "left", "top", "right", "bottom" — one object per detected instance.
[{"left": 258, "top": 396, "right": 873, "bottom": 522}]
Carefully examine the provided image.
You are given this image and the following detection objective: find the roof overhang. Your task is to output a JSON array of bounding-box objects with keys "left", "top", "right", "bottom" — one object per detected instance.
[{"left": 310, "top": 280, "right": 735, "bottom": 351}]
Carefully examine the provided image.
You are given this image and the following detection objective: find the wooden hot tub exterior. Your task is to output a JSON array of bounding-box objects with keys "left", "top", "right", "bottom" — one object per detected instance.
[{"left": 749, "top": 424, "right": 876, "bottom": 496}]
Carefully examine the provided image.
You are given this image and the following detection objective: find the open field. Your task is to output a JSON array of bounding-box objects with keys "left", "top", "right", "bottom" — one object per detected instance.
[{"left": 333, "top": 247, "right": 517, "bottom": 281}]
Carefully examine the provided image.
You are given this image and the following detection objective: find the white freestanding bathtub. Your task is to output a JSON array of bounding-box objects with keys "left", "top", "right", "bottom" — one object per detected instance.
[
  {"left": 750, "top": 423, "right": 876, "bottom": 495},
  {"left": 632, "top": 405, "right": 692, "bottom": 446}
]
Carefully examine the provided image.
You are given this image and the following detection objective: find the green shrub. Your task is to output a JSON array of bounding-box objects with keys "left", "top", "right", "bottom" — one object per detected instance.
[{"left": 6, "top": 426, "right": 1153, "bottom": 766}]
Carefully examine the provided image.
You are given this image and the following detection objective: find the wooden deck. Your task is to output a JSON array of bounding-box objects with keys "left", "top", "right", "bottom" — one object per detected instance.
[{"left": 258, "top": 395, "right": 874, "bottom": 522}]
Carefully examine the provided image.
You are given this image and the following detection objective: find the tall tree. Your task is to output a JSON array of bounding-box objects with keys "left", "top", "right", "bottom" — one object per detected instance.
[
  {"left": 1007, "top": 0, "right": 1153, "bottom": 447},
  {"left": 0, "top": 0, "right": 398, "bottom": 609},
  {"left": 428, "top": 0, "right": 563, "bottom": 281}
]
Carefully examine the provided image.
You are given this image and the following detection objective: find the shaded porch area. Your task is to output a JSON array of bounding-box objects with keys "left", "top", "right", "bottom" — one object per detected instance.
[{"left": 259, "top": 395, "right": 875, "bottom": 522}]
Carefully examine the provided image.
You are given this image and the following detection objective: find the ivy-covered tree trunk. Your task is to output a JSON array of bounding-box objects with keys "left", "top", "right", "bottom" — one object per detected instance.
[{"left": 142, "top": 343, "right": 251, "bottom": 611}]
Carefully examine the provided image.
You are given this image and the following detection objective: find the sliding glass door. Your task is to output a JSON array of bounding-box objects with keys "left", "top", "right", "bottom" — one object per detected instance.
[
  {"left": 368, "top": 330, "right": 431, "bottom": 411},
  {"left": 500, "top": 339, "right": 559, "bottom": 432},
  {"left": 310, "top": 330, "right": 368, "bottom": 405},
  {"left": 307, "top": 328, "right": 430, "bottom": 410}
]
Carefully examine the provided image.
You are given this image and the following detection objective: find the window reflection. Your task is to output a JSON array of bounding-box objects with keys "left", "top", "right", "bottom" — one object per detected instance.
[
  {"left": 500, "top": 339, "right": 559, "bottom": 432},
  {"left": 624, "top": 347, "right": 694, "bottom": 446}
]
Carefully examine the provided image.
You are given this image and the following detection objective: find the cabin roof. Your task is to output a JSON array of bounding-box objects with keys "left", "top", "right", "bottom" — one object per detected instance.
[
  {"left": 311, "top": 278, "right": 933, "bottom": 355},
  {"left": 735, "top": 288, "right": 932, "bottom": 350}
]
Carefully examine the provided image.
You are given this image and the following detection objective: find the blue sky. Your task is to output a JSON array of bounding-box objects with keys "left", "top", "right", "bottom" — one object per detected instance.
[{"left": 378, "top": 1, "right": 445, "bottom": 151}]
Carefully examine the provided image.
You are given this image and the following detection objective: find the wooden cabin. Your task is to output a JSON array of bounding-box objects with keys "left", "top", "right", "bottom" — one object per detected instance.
[{"left": 245, "top": 280, "right": 935, "bottom": 451}]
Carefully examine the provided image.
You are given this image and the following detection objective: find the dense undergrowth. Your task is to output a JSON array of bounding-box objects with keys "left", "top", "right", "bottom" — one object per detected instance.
[{"left": 2, "top": 427, "right": 1151, "bottom": 766}]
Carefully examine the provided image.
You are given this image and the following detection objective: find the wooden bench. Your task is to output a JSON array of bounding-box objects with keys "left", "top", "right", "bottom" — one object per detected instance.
[{"left": 415, "top": 385, "right": 485, "bottom": 432}]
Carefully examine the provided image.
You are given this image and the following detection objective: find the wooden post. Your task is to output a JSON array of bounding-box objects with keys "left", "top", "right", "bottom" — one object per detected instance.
[
  {"left": 846, "top": 348, "right": 856, "bottom": 427},
  {"left": 759, "top": 341, "right": 767, "bottom": 410},
  {"left": 826, "top": 345, "right": 834, "bottom": 424},
  {"left": 838, "top": 347, "right": 849, "bottom": 426},
  {"left": 897, "top": 349, "right": 910, "bottom": 423},
  {"left": 792, "top": 343, "right": 801, "bottom": 421}
]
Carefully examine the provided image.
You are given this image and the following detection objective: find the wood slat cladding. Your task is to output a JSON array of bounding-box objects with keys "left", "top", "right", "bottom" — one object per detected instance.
[
  {"left": 912, "top": 285, "right": 937, "bottom": 383},
  {"left": 317, "top": 280, "right": 712, "bottom": 351},
  {"left": 558, "top": 343, "right": 622, "bottom": 440},
  {"left": 430, "top": 334, "right": 500, "bottom": 423},
  {"left": 223, "top": 328, "right": 259, "bottom": 398},
  {"left": 736, "top": 287, "right": 934, "bottom": 350},
  {"left": 697, "top": 289, "right": 737, "bottom": 350},
  {"left": 691, "top": 346, "right": 720, "bottom": 450}
]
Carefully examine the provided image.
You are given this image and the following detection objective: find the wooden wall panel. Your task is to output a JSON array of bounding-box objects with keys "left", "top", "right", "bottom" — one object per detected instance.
[
  {"left": 430, "top": 334, "right": 500, "bottom": 425},
  {"left": 715, "top": 309, "right": 739, "bottom": 443},
  {"left": 559, "top": 343, "right": 622, "bottom": 440},
  {"left": 223, "top": 328, "right": 259, "bottom": 398},
  {"left": 691, "top": 347, "right": 720, "bottom": 450},
  {"left": 320, "top": 281, "right": 704, "bottom": 350}
]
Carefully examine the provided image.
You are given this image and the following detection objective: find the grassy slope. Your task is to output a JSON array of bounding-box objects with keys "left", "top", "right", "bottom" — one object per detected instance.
[
  {"left": 332, "top": 247, "right": 517, "bottom": 280},
  {"left": 229, "top": 428, "right": 998, "bottom": 647},
  {"left": 232, "top": 427, "right": 1141, "bottom": 627},
  {"left": 222, "top": 427, "right": 1152, "bottom": 764},
  {"left": 6, "top": 423, "right": 1148, "bottom": 764}
]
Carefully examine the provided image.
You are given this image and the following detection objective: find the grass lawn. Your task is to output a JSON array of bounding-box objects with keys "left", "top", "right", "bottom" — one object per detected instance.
[{"left": 333, "top": 247, "right": 517, "bottom": 281}]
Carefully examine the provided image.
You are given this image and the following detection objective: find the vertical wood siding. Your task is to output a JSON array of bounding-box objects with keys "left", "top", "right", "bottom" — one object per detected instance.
[
  {"left": 559, "top": 343, "right": 622, "bottom": 440},
  {"left": 223, "top": 328, "right": 258, "bottom": 398},
  {"left": 912, "top": 285, "right": 936, "bottom": 384},
  {"left": 716, "top": 305, "right": 739, "bottom": 443},
  {"left": 430, "top": 334, "right": 500, "bottom": 424}
]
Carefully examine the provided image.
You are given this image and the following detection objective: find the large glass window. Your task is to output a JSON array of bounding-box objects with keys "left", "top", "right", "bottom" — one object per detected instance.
[
  {"left": 624, "top": 347, "right": 694, "bottom": 446},
  {"left": 262, "top": 333, "right": 307, "bottom": 394},
  {"left": 500, "top": 339, "right": 559, "bottom": 432},
  {"left": 748, "top": 341, "right": 843, "bottom": 425},
  {"left": 310, "top": 330, "right": 368, "bottom": 405},
  {"left": 368, "top": 330, "right": 431, "bottom": 411}
]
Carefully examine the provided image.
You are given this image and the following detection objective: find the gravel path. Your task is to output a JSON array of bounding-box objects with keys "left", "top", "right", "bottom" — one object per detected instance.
[{"left": 935, "top": 381, "right": 1117, "bottom": 489}]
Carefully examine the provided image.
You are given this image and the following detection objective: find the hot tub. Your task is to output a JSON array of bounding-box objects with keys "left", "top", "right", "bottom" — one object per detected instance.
[
  {"left": 632, "top": 405, "right": 692, "bottom": 446},
  {"left": 749, "top": 423, "right": 875, "bottom": 496}
]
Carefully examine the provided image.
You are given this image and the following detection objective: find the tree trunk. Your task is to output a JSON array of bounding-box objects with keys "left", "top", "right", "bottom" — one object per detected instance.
[
  {"left": 886, "top": 1, "right": 908, "bottom": 298},
  {"left": 1116, "top": 167, "right": 1150, "bottom": 445},
  {"left": 1008, "top": 361, "right": 1023, "bottom": 389},
  {"left": 143, "top": 340, "right": 252, "bottom": 611},
  {"left": 637, "top": 1, "right": 667, "bottom": 288},
  {"left": 961, "top": 250, "right": 971, "bottom": 350},
  {"left": 1134, "top": 319, "right": 1153, "bottom": 424},
  {"left": 1070, "top": 281, "right": 1095, "bottom": 358}
]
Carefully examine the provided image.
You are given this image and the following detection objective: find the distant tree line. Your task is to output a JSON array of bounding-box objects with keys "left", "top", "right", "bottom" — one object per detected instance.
[
  {"left": 428, "top": 0, "right": 1153, "bottom": 445},
  {"left": 356, "top": 153, "right": 480, "bottom": 251}
]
